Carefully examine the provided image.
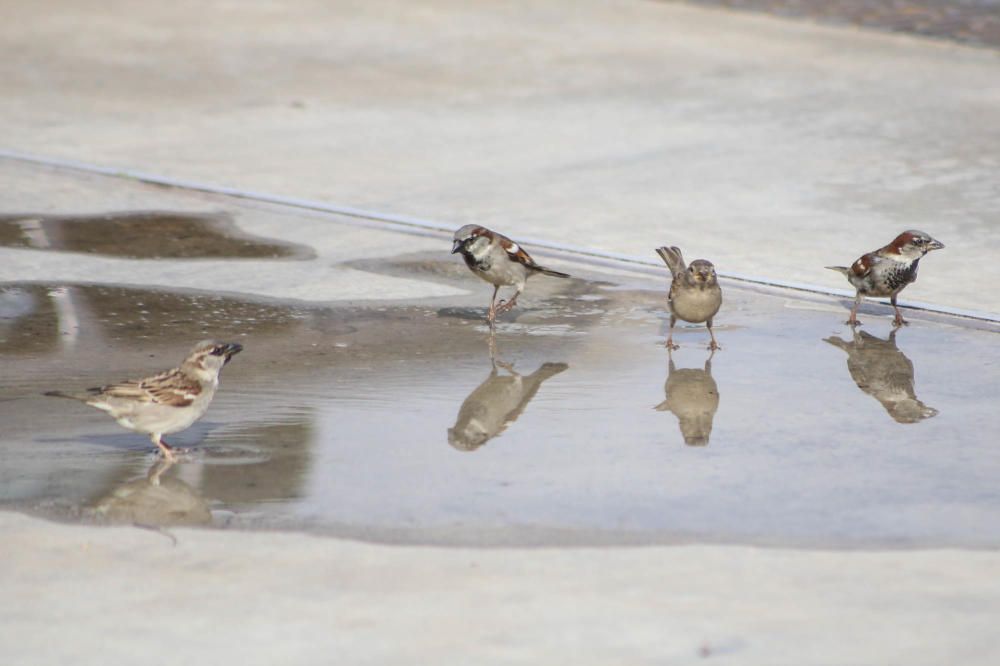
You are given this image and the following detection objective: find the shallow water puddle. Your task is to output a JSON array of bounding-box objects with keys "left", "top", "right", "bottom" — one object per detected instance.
[
  {"left": 0, "top": 211, "right": 311, "bottom": 259},
  {"left": 1, "top": 275, "right": 998, "bottom": 548}
]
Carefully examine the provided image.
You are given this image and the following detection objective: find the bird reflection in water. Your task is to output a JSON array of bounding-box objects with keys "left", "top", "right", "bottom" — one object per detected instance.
[
  {"left": 824, "top": 329, "right": 937, "bottom": 423},
  {"left": 655, "top": 350, "right": 719, "bottom": 446},
  {"left": 91, "top": 457, "right": 212, "bottom": 527},
  {"left": 448, "top": 351, "right": 568, "bottom": 451}
]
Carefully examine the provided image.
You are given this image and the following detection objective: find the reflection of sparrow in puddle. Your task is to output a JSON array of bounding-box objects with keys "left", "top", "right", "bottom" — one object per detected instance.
[
  {"left": 92, "top": 457, "right": 211, "bottom": 526},
  {"left": 826, "top": 230, "right": 944, "bottom": 327},
  {"left": 824, "top": 329, "right": 937, "bottom": 423},
  {"left": 451, "top": 225, "right": 570, "bottom": 327},
  {"left": 45, "top": 340, "right": 243, "bottom": 459},
  {"left": 655, "top": 351, "right": 719, "bottom": 446},
  {"left": 448, "top": 360, "right": 568, "bottom": 451},
  {"left": 655, "top": 246, "right": 722, "bottom": 350}
]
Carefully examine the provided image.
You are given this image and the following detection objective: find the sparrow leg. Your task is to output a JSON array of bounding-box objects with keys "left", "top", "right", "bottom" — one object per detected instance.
[
  {"left": 486, "top": 285, "right": 500, "bottom": 328},
  {"left": 706, "top": 319, "right": 721, "bottom": 351},
  {"left": 496, "top": 289, "right": 521, "bottom": 315},
  {"left": 665, "top": 314, "right": 679, "bottom": 351},
  {"left": 847, "top": 293, "right": 863, "bottom": 327},
  {"left": 151, "top": 433, "right": 176, "bottom": 461},
  {"left": 153, "top": 434, "right": 190, "bottom": 460},
  {"left": 890, "top": 294, "right": 908, "bottom": 327}
]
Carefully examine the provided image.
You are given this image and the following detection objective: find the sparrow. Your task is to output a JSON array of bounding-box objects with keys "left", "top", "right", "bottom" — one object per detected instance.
[
  {"left": 448, "top": 360, "right": 568, "bottom": 451},
  {"left": 655, "top": 246, "right": 723, "bottom": 350},
  {"left": 824, "top": 329, "right": 937, "bottom": 424},
  {"left": 44, "top": 340, "right": 243, "bottom": 460},
  {"left": 826, "top": 230, "right": 944, "bottom": 327},
  {"left": 451, "top": 224, "right": 570, "bottom": 326},
  {"left": 655, "top": 351, "right": 720, "bottom": 446}
]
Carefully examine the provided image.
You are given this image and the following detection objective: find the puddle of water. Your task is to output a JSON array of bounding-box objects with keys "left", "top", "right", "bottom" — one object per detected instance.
[
  {"left": 1, "top": 265, "right": 999, "bottom": 549},
  {"left": 0, "top": 211, "right": 311, "bottom": 259}
]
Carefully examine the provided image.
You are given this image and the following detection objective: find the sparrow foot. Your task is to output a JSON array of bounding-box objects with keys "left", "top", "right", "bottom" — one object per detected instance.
[
  {"left": 846, "top": 319, "right": 862, "bottom": 327},
  {"left": 708, "top": 342, "right": 722, "bottom": 351},
  {"left": 665, "top": 340, "right": 679, "bottom": 351},
  {"left": 892, "top": 317, "right": 910, "bottom": 327}
]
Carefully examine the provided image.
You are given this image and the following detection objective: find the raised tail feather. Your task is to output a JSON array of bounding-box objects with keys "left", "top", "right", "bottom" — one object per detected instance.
[
  {"left": 825, "top": 266, "right": 851, "bottom": 276},
  {"left": 655, "top": 246, "right": 685, "bottom": 275}
]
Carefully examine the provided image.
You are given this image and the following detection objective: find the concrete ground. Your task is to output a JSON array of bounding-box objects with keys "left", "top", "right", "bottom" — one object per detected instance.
[
  {"left": 1, "top": 0, "right": 998, "bottom": 314},
  {"left": 2, "top": 1, "right": 1000, "bottom": 664}
]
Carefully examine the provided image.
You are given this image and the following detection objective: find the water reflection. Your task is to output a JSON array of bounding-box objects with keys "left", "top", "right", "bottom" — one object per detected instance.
[
  {"left": 824, "top": 329, "right": 938, "bottom": 423},
  {"left": 448, "top": 359, "right": 568, "bottom": 451},
  {"left": 0, "top": 211, "right": 310, "bottom": 259},
  {"left": 655, "top": 351, "right": 719, "bottom": 446},
  {"left": 91, "top": 458, "right": 212, "bottom": 527}
]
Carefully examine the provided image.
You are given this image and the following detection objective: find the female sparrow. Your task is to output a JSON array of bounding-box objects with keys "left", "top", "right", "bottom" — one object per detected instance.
[
  {"left": 451, "top": 224, "right": 570, "bottom": 326},
  {"left": 656, "top": 246, "right": 723, "bottom": 350},
  {"left": 826, "top": 230, "right": 944, "bottom": 327},
  {"left": 45, "top": 340, "right": 243, "bottom": 460}
]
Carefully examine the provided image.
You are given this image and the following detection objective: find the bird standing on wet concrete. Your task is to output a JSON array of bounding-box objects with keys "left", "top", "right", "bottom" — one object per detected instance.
[
  {"left": 451, "top": 224, "right": 570, "bottom": 326},
  {"left": 826, "top": 230, "right": 944, "bottom": 327},
  {"left": 656, "top": 246, "right": 723, "bottom": 350},
  {"left": 44, "top": 340, "right": 243, "bottom": 460}
]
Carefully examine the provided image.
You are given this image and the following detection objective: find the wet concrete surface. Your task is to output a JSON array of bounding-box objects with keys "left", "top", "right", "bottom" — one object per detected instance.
[
  {"left": 2, "top": 267, "right": 998, "bottom": 548},
  {"left": 1, "top": 161, "right": 998, "bottom": 549},
  {"left": 0, "top": 211, "right": 310, "bottom": 259}
]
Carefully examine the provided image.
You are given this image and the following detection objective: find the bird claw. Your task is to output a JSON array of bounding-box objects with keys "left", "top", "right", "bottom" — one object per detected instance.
[
  {"left": 846, "top": 319, "right": 862, "bottom": 327},
  {"left": 665, "top": 340, "right": 679, "bottom": 351},
  {"left": 893, "top": 318, "right": 909, "bottom": 328},
  {"left": 708, "top": 342, "right": 721, "bottom": 351}
]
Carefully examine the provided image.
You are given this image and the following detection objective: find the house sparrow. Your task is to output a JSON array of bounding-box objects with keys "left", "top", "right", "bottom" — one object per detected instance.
[
  {"left": 826, "top": 230, "right": 944, "bottom": 327},
  {"left": 448, "top": 360, "right": 568, "bottom": 451},
  {"left": 824, "top": 329, "right": 937, "bottom": 424},
  {"left": 655, "top": 246, "right": 723, "bottom": 350},
  {"left": 44, "top": 340, "right": 243, "bottom": 460},
  {"left": 451, "top": 225, "right": 570, "bottom": 326},
  {"left": 655, "top": 351, "right": 720, "bottom": 446}
]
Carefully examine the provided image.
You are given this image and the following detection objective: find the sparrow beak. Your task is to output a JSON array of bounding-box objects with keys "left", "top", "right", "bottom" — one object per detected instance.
[
  {"left": 928, "top": 239, "right": 945, "bottom": 251},
  {"left": 222, "top": 342, "right": 243, "bottom": 363},
  {"left": 451, "top": 239, "right": 463, "bottom": 254}
]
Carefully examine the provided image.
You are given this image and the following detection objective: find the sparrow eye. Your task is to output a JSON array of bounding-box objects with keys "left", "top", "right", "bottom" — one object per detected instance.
[{"left": 210, "top": 347, "right": 226, "bottom": 356}]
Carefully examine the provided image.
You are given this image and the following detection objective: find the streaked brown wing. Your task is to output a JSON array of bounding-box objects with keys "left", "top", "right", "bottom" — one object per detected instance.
[
  {"left": 101, "top": 369, "right": 201, "bottom": 407},
  {"left": 498, "top": 235, "right": 539, "bottom": 268},
  {"left": 850, "top": 253, "right": 876, "bottom": 278}
]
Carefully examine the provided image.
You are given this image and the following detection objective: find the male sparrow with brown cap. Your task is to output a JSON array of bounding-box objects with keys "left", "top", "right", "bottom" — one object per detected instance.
[
  {"left": 45, "top": 340, "right": 243, "bottom": 460},
  {"left": 451, "top": 224, "right": 570, "bottom": 326},
  {"left": 656, "top": 246, "right": 723, "bottom": 350},
  {"left": 827, "top": 230, "right": 944, "bottom": 327}
]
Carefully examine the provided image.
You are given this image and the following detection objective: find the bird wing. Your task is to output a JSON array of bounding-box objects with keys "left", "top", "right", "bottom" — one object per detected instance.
[
  {"left": 850, "top": 252, "right": 877, "bottom": 278},
  {"left": 497, "top": 234, "right": 541, "bottom": 269},
  {"left": 97, "top": 368, "right": 202, "bottom": 407}
]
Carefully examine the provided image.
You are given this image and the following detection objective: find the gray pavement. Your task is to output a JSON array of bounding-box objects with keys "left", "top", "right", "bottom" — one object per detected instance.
[{"left": 1, "top": 0, "right": 998, "bottom": 314}]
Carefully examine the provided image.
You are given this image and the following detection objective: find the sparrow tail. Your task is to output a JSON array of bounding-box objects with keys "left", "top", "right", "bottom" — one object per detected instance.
[
  {"left": 536, "top": 267, "right": 570, "bottom": 279},
  {"left": 43, "top": 390, "right": 92, "bottom": 402},
  {"left": 655, "top": 246, "right": 685, "bottom": 275},
  {"left": 825, "top": 266, "right": 851, "bottom": 276}
]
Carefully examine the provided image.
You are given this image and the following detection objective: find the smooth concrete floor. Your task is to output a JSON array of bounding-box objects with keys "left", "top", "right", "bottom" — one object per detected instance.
[{"left": 1, "top": 0, "right": 998, "bottom": 313}]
